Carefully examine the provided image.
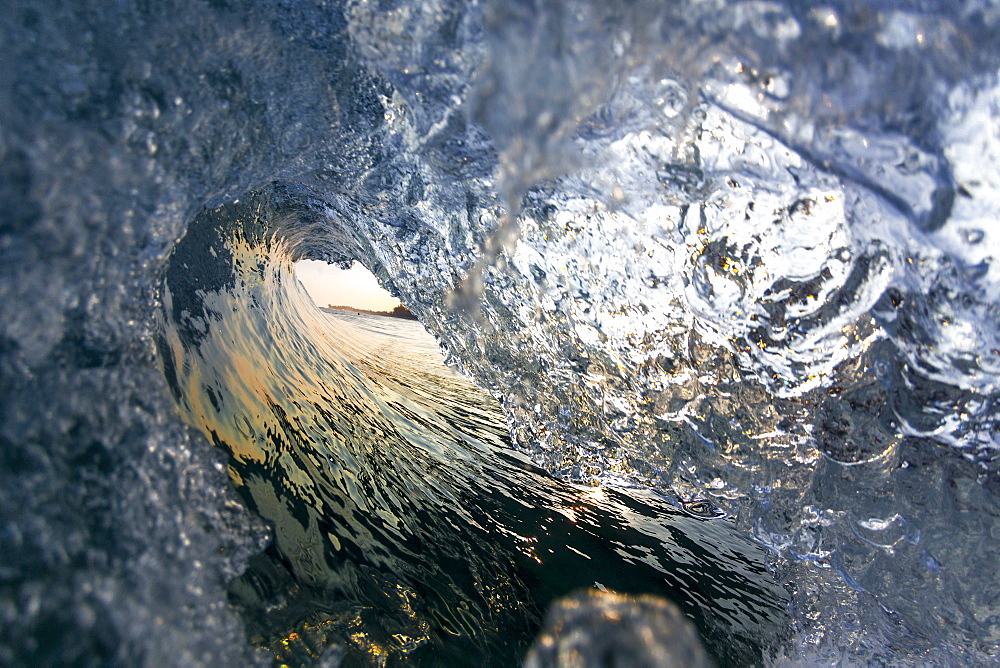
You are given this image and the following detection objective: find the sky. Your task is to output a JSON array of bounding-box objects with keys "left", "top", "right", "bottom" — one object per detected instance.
[{"left": 295, "top": 259, "right": 402, "bottom": 311}]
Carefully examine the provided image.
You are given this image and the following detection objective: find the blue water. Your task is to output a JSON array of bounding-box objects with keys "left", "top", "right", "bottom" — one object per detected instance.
[{"left": 2, "top": 0, "right": 1000, "bottom": 664}]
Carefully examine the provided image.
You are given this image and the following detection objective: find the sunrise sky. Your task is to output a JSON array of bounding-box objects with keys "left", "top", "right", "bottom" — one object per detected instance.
[{"left": 295, "top": 259, "right": 402, "bottom": 311}]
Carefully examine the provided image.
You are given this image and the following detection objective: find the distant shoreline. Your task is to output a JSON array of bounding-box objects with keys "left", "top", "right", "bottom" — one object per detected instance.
[{"left": 323, "top": 304, "right": 419, "bottom": 321}]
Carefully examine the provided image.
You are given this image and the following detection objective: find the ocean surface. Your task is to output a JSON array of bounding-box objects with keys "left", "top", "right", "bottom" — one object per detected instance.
[
  {"left": 159, "top": 203, "right": 789, "bottom": 664},
  {"left": 2, "top": 0, "right": 1000, "bottom": 665}
]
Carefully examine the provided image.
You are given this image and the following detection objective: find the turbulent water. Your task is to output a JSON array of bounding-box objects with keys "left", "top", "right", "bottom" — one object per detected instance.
[
  {"left": 156, "top": 198, "right": 788, "bottom": 664},
  {"left": 2, "top": 0, "right": 1000, "bottom": 665}
]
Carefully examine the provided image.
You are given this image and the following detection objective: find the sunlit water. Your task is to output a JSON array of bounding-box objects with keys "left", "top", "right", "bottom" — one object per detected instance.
[
  {"left": 3, "top": 0, "right": 1000, "bottom": 665},
  {"left": 158, "top": 203, "right": 788, "bottom": 664}
]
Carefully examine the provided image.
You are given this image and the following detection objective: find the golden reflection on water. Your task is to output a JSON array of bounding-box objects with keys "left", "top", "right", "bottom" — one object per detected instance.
[{"left": 159, "top": 205, "right": 791, "bottom": 665}]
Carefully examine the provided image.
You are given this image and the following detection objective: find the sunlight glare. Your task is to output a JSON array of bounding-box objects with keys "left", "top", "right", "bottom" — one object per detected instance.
[{"left": 295, "top": 259, "right": 402, "bottom": 311}]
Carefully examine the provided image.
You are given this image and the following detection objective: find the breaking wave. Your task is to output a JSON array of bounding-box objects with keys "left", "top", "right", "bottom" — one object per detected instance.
[
  {"left": 157, "top": 193, "right": 787, "bottom": 664},
  {"left": 2, "top": 0, "right": 1000, "bottom": 664}
]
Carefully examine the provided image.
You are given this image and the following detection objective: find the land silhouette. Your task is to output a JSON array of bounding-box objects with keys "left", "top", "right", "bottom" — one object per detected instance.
[{"left": 325, "top": 304, "right": 419, "bottom": 320}]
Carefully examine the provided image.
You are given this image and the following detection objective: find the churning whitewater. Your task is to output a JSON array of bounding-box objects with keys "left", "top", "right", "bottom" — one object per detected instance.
[{"left": 1, "top": 0, "right": 1000, "bottom": 665}]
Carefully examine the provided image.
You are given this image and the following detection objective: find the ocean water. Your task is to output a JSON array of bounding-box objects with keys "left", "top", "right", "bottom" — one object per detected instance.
[
  {"left": 159, "top": 201, "right": 788, "bottom": 664},
  {"left": 2, "top": 0, "right": 1000, "bottom": 665}
]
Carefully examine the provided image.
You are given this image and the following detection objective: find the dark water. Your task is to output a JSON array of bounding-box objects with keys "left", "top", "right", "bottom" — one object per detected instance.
[
  {"left": 3, "top": 0, "right": 1000, "bottom": 665},
  {"left": 159, "top": 196, "right": 788, "bottom": 665}
]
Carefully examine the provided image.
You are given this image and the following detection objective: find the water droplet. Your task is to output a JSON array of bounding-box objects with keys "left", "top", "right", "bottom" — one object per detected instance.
[
  {"left": 761, "top": 70, "right": 790, "bottom": 100},
  {"left": 962, "top": 228, "right": 985, "bottom": 244}
]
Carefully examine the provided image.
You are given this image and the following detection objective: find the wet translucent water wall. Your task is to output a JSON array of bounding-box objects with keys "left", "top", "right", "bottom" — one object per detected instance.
[{"left": 2, "top": 0, "right": 999, "bottom": 664}]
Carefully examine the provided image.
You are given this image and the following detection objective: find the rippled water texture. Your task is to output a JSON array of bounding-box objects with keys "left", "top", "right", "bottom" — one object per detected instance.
[
  {"left": 158, "top": 195, "right": 787, "bottom": 664},
  {"left": 2, "top": 0, "right": 1000, "bottom": 665}
]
